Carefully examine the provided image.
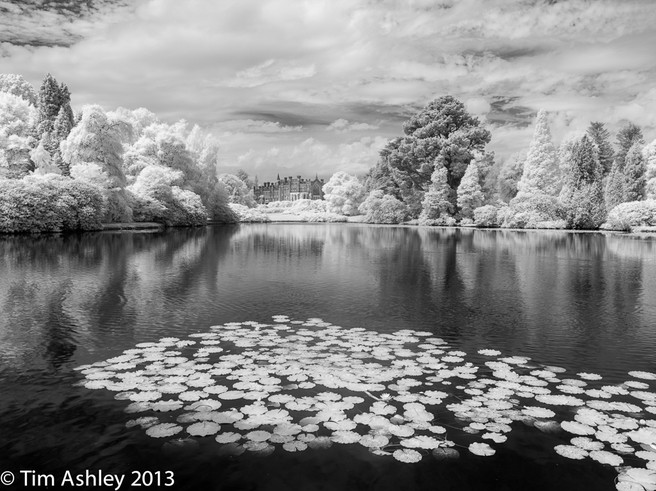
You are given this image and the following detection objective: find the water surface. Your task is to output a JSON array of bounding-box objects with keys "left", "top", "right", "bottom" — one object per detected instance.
[{"left": 1, "top": 224, "right": 655, "bottom": 490}]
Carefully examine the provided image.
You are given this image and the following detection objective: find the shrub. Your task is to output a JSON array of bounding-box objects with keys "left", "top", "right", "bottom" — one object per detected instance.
[
  {"left": 296, "top": 212, "right": 347, "bottom": 222},
  {"left": 603, "top": 200, "right": 656, "bottom": 231},
  {"left": 358, "top": 190, "right": 408, "bottom": 224},
  {"left": 229, "top": 203, "right": 270, "bottom": 222},
  {"left": 290, "top": 199, "right": 328, "bottom": 214},
  {"left": 501, "top": 193, "right": 565, "bottom": 229},
  {"left": 418, "top": 215, "right": 457, "bottom": 226},
  {"left": 473, "top": 205, "right": 500, "bottom": 228},
  {"left": 0, "top": 175, "right": 104, "bottom": 233}
]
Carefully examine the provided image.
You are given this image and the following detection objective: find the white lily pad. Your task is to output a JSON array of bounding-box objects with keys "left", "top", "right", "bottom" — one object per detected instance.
[{"left": 393, "top": 449, "right": 422, "bottom": 463}]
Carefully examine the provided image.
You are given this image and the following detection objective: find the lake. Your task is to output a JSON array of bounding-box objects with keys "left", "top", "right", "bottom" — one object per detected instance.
[{"left": 1, "top": 224, "right": 655, "bottom": 491}]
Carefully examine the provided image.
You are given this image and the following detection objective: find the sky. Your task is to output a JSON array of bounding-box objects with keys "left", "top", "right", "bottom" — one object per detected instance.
[{"left": 2, "top": 0, "right": 656, "bottom": 182}]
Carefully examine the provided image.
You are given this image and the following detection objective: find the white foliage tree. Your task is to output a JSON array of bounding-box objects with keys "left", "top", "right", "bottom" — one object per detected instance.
[
  {"left": 322, "top": 171, "right": 365, "bottom": 216},
  {"left": 0, "top": 92, "right": 37, "bottom": 178},
  {"left": 30, "top": 139, "right": 60, "bottom": 175},
  {"left": 517, "top": 110, "right": 560, "bottom": 197},
  {"left": 642, "top": 139, "right": 656, "bottom": 200},
  {"left": 419, "top": 160, "right": 454, "bottom": 222},
  {"left": 457, "top": 160, "right": 484, "bottom": 220},
  {"left": 218, "top": 173, "right": 256, "bottom": 207},
  {"left": 60, "top": 104, "right": 132, "bottom": 222},
  {"left": 0, "top": 74, "right": 38, "bottom": 106}
]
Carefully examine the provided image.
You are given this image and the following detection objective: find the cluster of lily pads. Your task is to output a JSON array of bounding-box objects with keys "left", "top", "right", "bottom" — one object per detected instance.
[{"left": 76, "top": 316, "right": 656, "bottom": 490}]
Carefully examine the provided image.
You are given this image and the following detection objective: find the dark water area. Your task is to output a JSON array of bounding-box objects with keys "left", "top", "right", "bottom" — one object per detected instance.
[{"left": 0, "top": 224, "right": 655, "bottom": 490}]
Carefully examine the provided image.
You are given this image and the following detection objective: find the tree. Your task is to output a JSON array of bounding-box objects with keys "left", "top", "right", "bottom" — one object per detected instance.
[
  {"left": 457, "top": 159, "right": 484, "bottom": 220},
  {"left": 623, "top": 142, "right": 646, "bottom": 202},
  {"left": 586, "top": 121, "right": 614, "bottom": 176},
  {"left": 419, "top": 159, "right": 454, "bottom": 222},
  {"left": 476, "top": 151, "right": 498, "bottom": 201},
  {"left": 236, "top": 169, "right": 254, "bottom": 188},
  {"left": 497, "top": 153, "right": 525, "bottom": 202},
  {"left": 0, "top": 74, "right": 38, "bottom": 106},
  {"left": 127, "top": 165, "right": 208, "bottom": 226},
  {"left": 0, "top": 92, "right": 37, "bottom": 178},
  {"left": 374, "top": 95, "right": 491, "bottom": 217},
  {"left": 35, "top": 74, "right": 73, "bottom": 137},
  {"left": 560, "top": 135, "right": 605, "bottom": 229},
  {"left": 60, "top": 104, "right": 132, "bottom": 222},
  {"left": 516, "top": 110, "right": 560, "bottom": 197},
  {"left": 604, "top": 162, "right": 626, "bottom": 213},
  {"left": 615, "top": 122, "right": 644, "bottom": 171},
  {"left": 644, "top": 139, "right": 656, "bottom": 200},
  {"left": 322, "top": 171, "right": 365, "bottom": 216},
  {"left": 217, "top": 173, "right": 256, "bottom": 207}
]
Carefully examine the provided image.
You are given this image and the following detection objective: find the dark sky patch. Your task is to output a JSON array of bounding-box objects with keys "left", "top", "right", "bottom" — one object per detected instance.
[
  {"left": 0, "top": 0, "right": 134, "bottom": 47},
  {"left": 488, "top": 96, "right": 536, "bottom": 127},
  {"left": 230, "top": 110, "right": 326, "bottom": 128}
]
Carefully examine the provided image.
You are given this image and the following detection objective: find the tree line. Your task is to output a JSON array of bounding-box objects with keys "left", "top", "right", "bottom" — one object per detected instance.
[
  {"left": 320, "top": 96, "right": 656, "bottom": 230},
  {"left": 0, "top": 73, "right": 235, "bottom": 233}
]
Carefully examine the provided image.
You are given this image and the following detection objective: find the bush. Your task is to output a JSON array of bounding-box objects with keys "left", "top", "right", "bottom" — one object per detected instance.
[
  {"left": 0, "top": 175, "right": 104, "bottom": 233},
  {"left": 260, "top": 199, "right": 330, "bottom": 215},
  {"left": 501, "top": 193, "right": 565, "bottom": 229},
  {"left": 418, "top": 215, "right": 457, "bottom": 226},
  {"left": 262, "top": 200, "right": 294, "bottom": 213},
  {"left": 358, "top": 190, "right": 408, "bottom": 224},
  {"left": 289, "top": 199, "right": 328, "bottom": 214},
  {"left": 603, "top": 200, "right": 656, "bottom": 231},
  {"left": 229, "top": 203, "right": 270, "bottom": 222},
  {"left": 297, "top": 212, "right": 347, "bottom": 222},
  {"left": 473, "top": 205, "right": 500, "bottom": 227}
]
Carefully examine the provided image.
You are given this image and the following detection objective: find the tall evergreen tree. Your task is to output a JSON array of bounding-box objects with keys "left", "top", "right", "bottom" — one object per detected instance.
[
  {"left": 457, "top": 159, "right": 484, "bottom": 219},
  {"left": 623, "top": 141, "right": 646, "bottom": 202},
  {"left": 419, "top": 159, "right": 453, "bottom": 222},
  {"left": 561, "top": 135, "right": 605, "bottom": 229},
  {"left": 644, "top": 139, "right": 656, "bottom": 200},
  {"left": 35, "top": 74, "right": 74, "bottom": 139},
  {"left": 586, "top": 121, "right": 614, "bottom": 176},
  {"left": 615, "top": 122, "right": 644, "bottom": 171},
  {"left": 516, "top": 110, "right": 560, "bottom": 197},
  {"left": 497, "top": 153, "right": 524, "bottom": 202},
  {"left": 604, "top": 162, "right": 626, "bottom": 212}
]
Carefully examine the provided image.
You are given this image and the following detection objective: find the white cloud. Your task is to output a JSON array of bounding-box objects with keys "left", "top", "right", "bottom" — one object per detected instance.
[
  {"left": 212, "top": 119, "right": 303, "bottom": 134},
  {"left": 224, "top": 59, "right": 317, "bottom": 88},
  {"left": 1, "top": 0, "right": 656, "bottom": 175},
  {"left": 326, "top": 119, "right": 379, "bottom": 132}
]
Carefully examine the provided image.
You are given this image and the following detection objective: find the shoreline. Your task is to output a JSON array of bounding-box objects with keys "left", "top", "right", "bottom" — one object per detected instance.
[
  {"left": 260, "top": 213, "right": 656, "bottom": 238},
  {"left": 2, "top": 217, "right": 655, "bottom": 239}
]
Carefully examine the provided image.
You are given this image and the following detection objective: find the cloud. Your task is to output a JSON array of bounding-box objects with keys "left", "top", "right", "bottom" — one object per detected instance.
[
  {"left": 221, "top": 134, "right": 388, "bottom": 180},
  {"left": 224, "top": 59, "right": 317, "bottom": 88},
  {"left": 1, "top": 0, "right": 656, "bottom": 176},
  {"left": 326, "top": 119, "right": 379, "bottom": 132},
  {"left": 212, "top": 119, "right": 303, "bottom": 134}
]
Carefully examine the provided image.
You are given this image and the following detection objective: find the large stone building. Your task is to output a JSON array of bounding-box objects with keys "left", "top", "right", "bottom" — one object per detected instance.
[{"left": 254, "top": 174, "right": 325, "bottom": 204}]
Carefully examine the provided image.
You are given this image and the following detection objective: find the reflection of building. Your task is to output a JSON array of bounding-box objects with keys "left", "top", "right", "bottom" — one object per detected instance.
[{"left": 254, "top": 174, "right": 325, "bottom": 204}]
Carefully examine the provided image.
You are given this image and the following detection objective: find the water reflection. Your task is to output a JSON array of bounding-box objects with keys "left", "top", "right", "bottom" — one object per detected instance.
[{"left": 0, "top": 225, "right": 654, "bottom": 380}]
